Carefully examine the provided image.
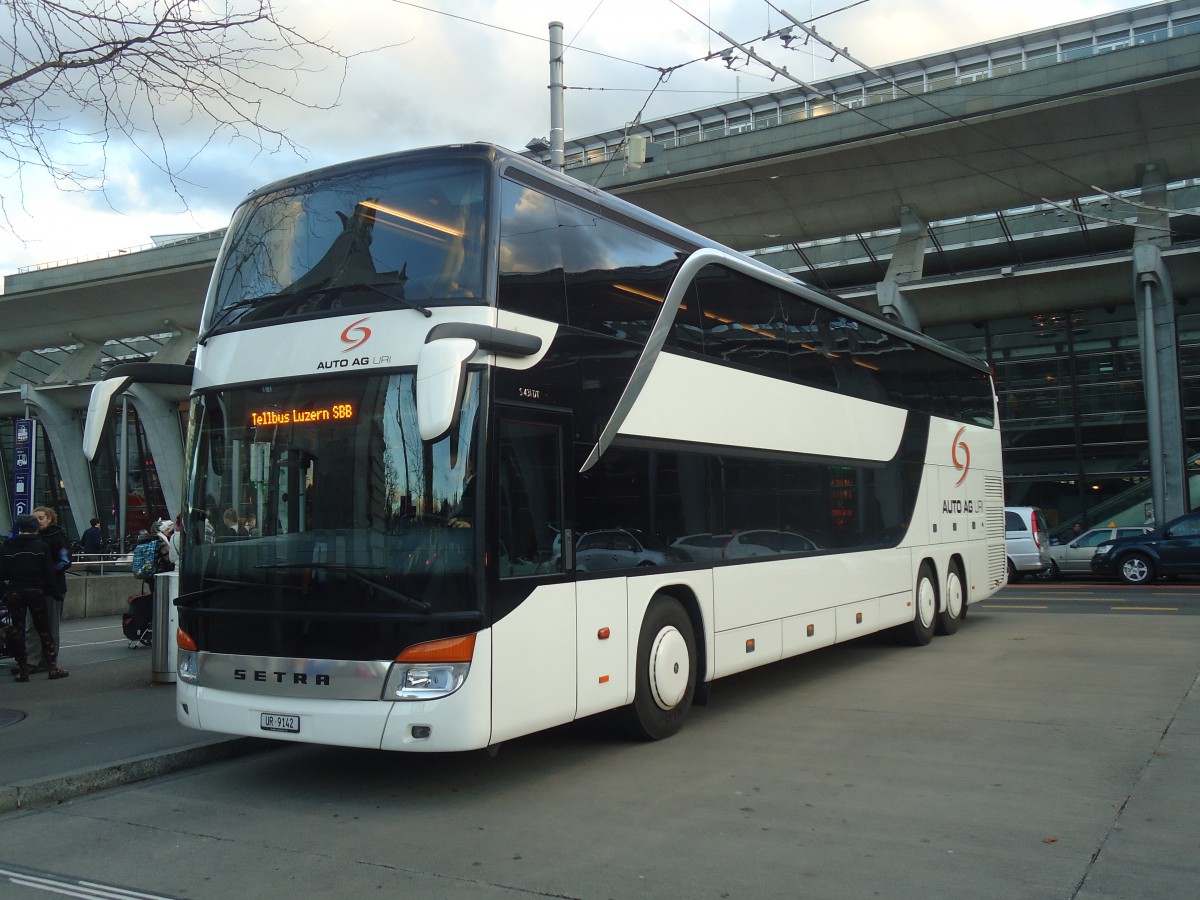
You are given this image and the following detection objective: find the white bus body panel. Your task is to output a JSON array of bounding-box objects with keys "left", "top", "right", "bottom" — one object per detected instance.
[
  {"left": 619, "top": 353, "right": 907, "bottom": 460},
  {"left": 576, "top": 578, "right": 631, "bottom": 719},
  {"left": 489, "top": 583, "right": 577, "bottom": 745},
  {"left": 193, "top": 307, "right": 559, "bottom": 389},
  {"left": 177, "top": 637, "right": 495, "bottom": 752}
]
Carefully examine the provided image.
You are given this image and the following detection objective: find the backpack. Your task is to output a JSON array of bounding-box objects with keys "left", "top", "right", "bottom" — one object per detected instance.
[{"left": 131, "top": 541, "right": 157, "bottom": 580}]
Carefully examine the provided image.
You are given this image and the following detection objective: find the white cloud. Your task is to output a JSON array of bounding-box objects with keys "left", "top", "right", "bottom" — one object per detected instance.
[{"left": 0, "top": 0, "right": 1155, "bottom": 278}]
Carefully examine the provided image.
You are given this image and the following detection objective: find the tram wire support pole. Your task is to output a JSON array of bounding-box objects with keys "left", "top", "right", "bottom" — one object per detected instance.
[{"left": 549, "top": 21, "right": 565, "bottom": 173}]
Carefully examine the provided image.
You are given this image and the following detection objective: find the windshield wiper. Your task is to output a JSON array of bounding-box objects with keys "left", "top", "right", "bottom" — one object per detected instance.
[
  {"left": 348, "top": 571, "right": 431, "bottom": 613},
  {"left": 354, "top": 281, "right": 432, "bottom": 317},
  {"left": 198, "top": 279, "right": 332, "bottom": 344},
  {"left": 254, "top": 563, "right": 431, "bottom": 613},
  {"left": 200, "top": 278, "right": 432, "bottom": 344}
]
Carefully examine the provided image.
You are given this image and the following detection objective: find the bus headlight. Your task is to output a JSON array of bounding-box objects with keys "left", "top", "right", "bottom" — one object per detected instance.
[
  {"left": 382, "top": 633, "right": 477, "bottom": 701},
  {"left": 383, "top": 661, "right": 470, "bottom": 700},
  {"left": 178, "top": 650, "right": 199, "bottom": 684}
]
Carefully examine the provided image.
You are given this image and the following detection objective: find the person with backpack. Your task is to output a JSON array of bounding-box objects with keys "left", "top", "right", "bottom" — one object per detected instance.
[
  {"left": 131, "top": 530, "right": 160, "bottom": 583},
  {"left": 2, "top": 515, "right": 68, "bottom": 681}
]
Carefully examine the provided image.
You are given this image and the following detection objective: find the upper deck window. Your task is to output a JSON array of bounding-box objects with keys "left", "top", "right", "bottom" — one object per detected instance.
[{"left": 204, "top": 159, "right": 488, "bottom": 337}]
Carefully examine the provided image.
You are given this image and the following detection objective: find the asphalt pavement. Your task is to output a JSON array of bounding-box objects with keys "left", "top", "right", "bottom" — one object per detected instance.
[
  {"left": 2, "top": 593, "right": 1198, "bottom": 898},
  {"left": 0, "top": 615, "right": 266, "bottom": 813}
]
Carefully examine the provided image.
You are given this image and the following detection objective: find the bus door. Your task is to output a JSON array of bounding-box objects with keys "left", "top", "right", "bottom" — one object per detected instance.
[
  {"left": 268, "top": 448, "right": 317, "bottom": 537},
  {"left": 490, "top": 408, "right": 578, "bottom": 743}
]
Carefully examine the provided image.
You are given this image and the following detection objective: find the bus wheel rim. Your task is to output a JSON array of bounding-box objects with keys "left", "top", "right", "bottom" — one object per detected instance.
[
  {"left": 649, "top": 626, "right": 689, "bottom": 710},
  {"left": 918, "top": 578, "right": 937, "bottom": 628},
  {"left": 947, "top": 573, "right": 964, "bottom": 618}
]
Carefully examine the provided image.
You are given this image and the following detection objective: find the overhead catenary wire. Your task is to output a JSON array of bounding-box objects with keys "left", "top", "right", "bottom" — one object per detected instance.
[
  {"left": 761, "top": 0, "right": 1185, "bottom": 233},
  {"left": 662, "top": 0, "right": 1189, "bottom": 239},
  {"left": 393, "top": 0, "right": 1191, "bottom": 238}
]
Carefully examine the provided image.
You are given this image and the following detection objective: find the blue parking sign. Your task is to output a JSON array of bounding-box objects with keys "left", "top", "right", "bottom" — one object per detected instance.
[{"left": 13, "top": 417, "right": 37, "bottom": 519}]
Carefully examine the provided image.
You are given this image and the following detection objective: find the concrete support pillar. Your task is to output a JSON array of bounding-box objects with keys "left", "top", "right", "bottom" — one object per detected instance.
[
  {"left": 1133, "top": 163, "right": 1187, "bottom": 523},
  {"left": 875, "top": 206, "right": 926, "bottom": 331},
  {"left": 19, "top": 384, "right": 98, "bottom": 536},
  {"left": 45, "top": 336, "right": 103, "bottom": 384},
  {"left": 0, "top": 350, "right": 18, "bottom": 385},
  {"left": 152, "top": 324, "right": 199, "bottom": 364},
  {"left": 127, "top": 384, "right": 185, "bottom": 522}
]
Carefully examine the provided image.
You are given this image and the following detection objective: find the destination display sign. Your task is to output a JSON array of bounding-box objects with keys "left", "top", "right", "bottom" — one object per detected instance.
[{"left": 249, "top": 403, "right": 355, "bottom": 427}]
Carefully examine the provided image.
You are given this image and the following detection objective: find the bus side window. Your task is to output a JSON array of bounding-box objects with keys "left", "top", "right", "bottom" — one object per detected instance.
[
  {"left": 693, "top": 265, "right": 790, "bottom": 380},
  {"left": 557, "top": 200, "right": 679, "bottom": 342},
  {"left": 497, "top": 420, "right": 564, "bottom": 577},
  {"left": 497, "top": 179, "right": 567, "bottom": 324}
]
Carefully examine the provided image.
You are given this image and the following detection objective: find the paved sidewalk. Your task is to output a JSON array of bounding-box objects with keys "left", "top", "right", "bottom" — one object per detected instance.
[{"left": 0, "top": 615, "right": 267, "bottom": 813}]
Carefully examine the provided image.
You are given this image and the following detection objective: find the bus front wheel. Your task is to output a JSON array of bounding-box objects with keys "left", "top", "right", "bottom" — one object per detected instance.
[{"left": 620, "top": 596, "right": 697, "bottom": 741}]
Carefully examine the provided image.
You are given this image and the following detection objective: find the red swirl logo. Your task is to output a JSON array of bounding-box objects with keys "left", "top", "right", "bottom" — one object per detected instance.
[
  {"left": 952, "top": 426, "right": 970, "bottom": 486},
  {"left": 341, "top": 317, "right": 372, "bottom": 352}
]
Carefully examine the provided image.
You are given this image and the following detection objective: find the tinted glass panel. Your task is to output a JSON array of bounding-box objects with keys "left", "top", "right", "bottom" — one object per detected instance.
[
  {"left": 497, "top": 179, "right": 567, "bottom": 323},
  {"left": 208, "top": 159, "right": 488, "bottom": 334},
  {"left": 557, "top": 200, "right": 681, "bottom": 341},
  {"left": 694, "top": 265, "right": 790, "bottom": 379},
  {"left": 180, "top": 372, "right": 483, "bottom": 659},
  {"left": 574, "top": 426, "right": 926, "bottom": 572},
  {"left": 497, "top": 420, "right": 563, "bottom": 578}
]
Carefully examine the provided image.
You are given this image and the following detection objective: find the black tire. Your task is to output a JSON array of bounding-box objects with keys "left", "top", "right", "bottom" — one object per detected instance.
[
  {"left": 1118, "top": 552, "right": 1155, "bottom": 586},
  {"left": 1036, "top": 560, "right": 1061, "bottom": 581},
  {"left": 900, "top": 562, "right": 937, "bottom": 646},
  {"left": 1006, "top": 560, "right": 1022, "bottom": 583},
  {"left": 935, "top": 561, "right": 965, "bottom": 636},
  {"left": 619, "top": 596, "right": 697, "bottom": 741}
]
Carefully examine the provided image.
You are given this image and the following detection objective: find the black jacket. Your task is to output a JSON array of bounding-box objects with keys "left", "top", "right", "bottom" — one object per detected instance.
[
  {"left": 1, "top": 533, "right": 55, "bottom": 594},
  {"left": 39, "top": 523, "right": 71, "bottom": 598}
]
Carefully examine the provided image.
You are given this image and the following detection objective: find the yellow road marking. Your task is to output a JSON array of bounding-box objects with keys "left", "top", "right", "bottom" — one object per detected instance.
[{"left": 1115, "top": 607, "right": 1178, "bottom": 612}]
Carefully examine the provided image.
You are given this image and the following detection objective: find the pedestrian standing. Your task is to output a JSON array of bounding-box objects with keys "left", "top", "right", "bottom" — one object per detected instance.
[
  {"left": 23, "top": 506, "right": 71, "bottom": 670},
  {"left": 80, "top": 518, "right": 105, "bottom": 555},
  {"left": 2, "top": 515, "right": 68, "bottom": 682}
]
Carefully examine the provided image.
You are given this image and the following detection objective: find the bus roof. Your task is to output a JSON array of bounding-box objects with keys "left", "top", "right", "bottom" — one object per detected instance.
[{"left": 238, "top": 142, "right": 989, "bottom": 376}]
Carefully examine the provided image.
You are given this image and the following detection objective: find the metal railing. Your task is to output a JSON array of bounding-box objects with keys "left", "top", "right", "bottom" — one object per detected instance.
[
  {"left": 559, "top": 20, "right": 1199, "bottom": 171},
  {"left": 67, "top": 553, "right": 134, "bottom": 576}
]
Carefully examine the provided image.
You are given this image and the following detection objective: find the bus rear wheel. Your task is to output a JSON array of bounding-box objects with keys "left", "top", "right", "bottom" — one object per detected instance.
[
  {"left": 935, "top": 561, "right": 965, "bottom": 636},
  {"left": 620, "top": 596, "right": 697, "bottom": 741}
]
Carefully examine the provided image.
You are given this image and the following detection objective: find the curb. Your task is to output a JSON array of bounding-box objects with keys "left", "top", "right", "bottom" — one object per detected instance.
[{"left": 0, "top": 737, "right": 276, "bottom": 814}]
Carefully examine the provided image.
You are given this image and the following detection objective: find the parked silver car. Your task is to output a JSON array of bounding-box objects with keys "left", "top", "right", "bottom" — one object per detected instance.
[
  {"left": 575, "top": 528, "right": 690, "bottom": 572},
  {"left": 670, "top": 533, "right": 733, "bottom": 563},
  {"left": 1039, "top": 525, "right": 1152, "bottom": 579},
  {"left": 1004, "top": 506, "right": 1049, "bottom": 582}
]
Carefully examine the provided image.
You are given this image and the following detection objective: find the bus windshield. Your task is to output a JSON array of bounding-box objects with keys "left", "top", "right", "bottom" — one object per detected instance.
[
  {"left": 180, "top": 371, "right": 483, "bottom": 660},
  {"left": 204, "top": 158, "right": 489, "bottom": 337}
]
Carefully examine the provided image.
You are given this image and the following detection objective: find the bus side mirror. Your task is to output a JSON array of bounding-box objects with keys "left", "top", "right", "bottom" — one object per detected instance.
[
  {"left": 81, "top": 362, "right": 194, "bottom": 460},
  {"left": 83, "top": 376, "right": 133, "bottom": 461},
  {"left": 416, "top": 336, "right": 478, "bottom": 442}
]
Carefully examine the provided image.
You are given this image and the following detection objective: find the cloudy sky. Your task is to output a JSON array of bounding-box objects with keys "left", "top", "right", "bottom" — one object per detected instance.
[{"left": 0, "top": 0, "right": 1155, "bottom": 278}]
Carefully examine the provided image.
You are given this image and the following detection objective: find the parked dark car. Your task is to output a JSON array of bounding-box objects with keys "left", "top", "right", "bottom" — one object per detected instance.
[{"left": 1090, "top": 511, "right": 1200, "bottom": 585}]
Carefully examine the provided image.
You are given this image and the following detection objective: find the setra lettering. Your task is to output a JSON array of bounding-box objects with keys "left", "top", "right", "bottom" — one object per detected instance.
[{"left": 232, "top": 669, "right": 330, "bottom": 685}]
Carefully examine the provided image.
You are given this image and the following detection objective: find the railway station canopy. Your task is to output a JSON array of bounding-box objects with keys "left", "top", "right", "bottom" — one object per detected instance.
[{"left": 2, "top": 0, "right": 1199, "bottom": 542}]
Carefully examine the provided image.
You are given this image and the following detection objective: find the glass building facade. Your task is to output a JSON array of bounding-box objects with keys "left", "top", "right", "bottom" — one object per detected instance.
[{"left": 930, "top": 303, "right": 1200, "bottom": 540}]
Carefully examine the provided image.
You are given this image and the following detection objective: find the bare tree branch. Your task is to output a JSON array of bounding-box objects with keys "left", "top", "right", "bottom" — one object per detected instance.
[{"left": 0, "top": 0, "right": 377, "bottom": 233}]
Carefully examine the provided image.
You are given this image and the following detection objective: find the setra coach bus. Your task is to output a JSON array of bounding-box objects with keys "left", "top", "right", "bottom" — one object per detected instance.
[{"left": 84, "top": 143, "right": 1005, "bottom": 752}]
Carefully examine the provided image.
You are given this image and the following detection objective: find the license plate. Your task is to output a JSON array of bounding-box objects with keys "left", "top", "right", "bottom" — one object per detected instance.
[{"left": 260, "top": 713, "right": 300, "bottom": 734}]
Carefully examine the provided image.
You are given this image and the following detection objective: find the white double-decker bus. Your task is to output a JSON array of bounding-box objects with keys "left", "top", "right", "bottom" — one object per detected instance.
[{"left": 85, "top": 144, "right": 1005, "bottom": 751}]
